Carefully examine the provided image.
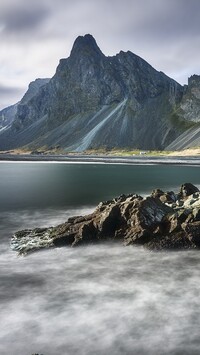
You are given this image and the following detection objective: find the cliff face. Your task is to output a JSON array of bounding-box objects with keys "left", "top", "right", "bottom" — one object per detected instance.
[
  {"left": 0, "top": 78, "right": 50, "bottom": 148},
  {"left": 0, "top": 34, "right": 199, "bottom": 151},
  {"left": 0, "top": 103, "right": 18, "bottom": 131},
  {"left": 165, "top": 75, "right": 200, "bottom": 151},
  {"left": 179, "top": 75, "right": 200, "bottom": 123}
]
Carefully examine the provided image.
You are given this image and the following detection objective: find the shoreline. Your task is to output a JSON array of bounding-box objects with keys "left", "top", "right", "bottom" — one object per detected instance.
[{"left": 1, "top": 153, "right": 200, "bottom": 166}]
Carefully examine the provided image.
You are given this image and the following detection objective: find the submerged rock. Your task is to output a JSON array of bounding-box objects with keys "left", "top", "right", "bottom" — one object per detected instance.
[{"left": 11, "top": 183, "right": 200, "bottom": 255}]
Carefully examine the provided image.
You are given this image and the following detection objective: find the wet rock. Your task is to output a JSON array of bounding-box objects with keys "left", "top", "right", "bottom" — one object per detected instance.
[
  {"left": 72, "top": 221, "right": 98, "bottom": 246},
  {"left": 176, "top": 200, "right": 184, "bottom": 207},
  {"left": 166, "top": 213, "right": 181, "bottom": 234},
  {"left": 146, "top": 232, "right": 196, "bottom": 251},
  {"left": 178, "top": 183, "right": 199, "bottom": 200},
  {"left": 136, "top": 197, "right": 172, "bottom": 227},
  {"left": 151, "top": 189, "right": 177, "bottom": 204},
  {"left": 192, "top": 208, "right": 200, "bottom": 221},
  {"left": 183, "top": 192, "right": 200, "bottom": 209},
  {"left": 11, "top": 227, "right": 54, "bottom": 255},
  {"left": 124, "top": 228, "right": 154, "bottom": 246},
  {"left": 183, "top": 221, "right": 200, "bottom": 247},
  {"left": 151, "top": 189, "right": 165, "bottom": 199},
  {"left": 98, "top": 205, "right": 124, "bottom": 237},
  {"left": 11, "top": 183, "right": 200, "bottom": 255}
]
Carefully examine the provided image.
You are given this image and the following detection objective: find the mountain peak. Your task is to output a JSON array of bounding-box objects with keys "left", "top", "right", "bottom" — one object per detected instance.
[{"left": 70, "top": 34, "right": 104, "bottom": 58}]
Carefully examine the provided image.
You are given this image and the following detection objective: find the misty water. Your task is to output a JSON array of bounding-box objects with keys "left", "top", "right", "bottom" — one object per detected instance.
[{"left": 1, "top": 162, "right": 200, "bottom": 355}]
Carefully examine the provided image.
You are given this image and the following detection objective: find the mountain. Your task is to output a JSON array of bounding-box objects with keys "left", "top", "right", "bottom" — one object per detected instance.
[
  {"left": 0, "top": 78, "right": 50, "bottom": 149},
  {"left": 0, "top": 103, "right": 18, "bottom": 131},
  {"left": 0, "top": 34, "right": 199, "bottom": 152},
  {"left": 166, "top": 75, "right": 200, "bottom": 150}
]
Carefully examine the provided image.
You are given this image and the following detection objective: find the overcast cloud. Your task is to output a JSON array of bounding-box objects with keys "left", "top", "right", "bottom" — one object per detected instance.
[{"left": 0, "top": 0, "right": 200, "bottom": 109}]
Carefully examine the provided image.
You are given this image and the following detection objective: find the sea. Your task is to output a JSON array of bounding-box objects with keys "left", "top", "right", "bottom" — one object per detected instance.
[{"left": 1, "top": 160, "right": 200, "bottom": 355}]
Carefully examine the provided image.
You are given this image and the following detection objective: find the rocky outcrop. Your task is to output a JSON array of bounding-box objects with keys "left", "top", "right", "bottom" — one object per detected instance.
[
  {"left": 165, "top": 75, "right": 200, "bottom": 151},
  {"left": 178, "top": 75, "right": 200, "bottom": 123},
  {"left": 11, "top": 183, "right": 200, "bottom": 255}
]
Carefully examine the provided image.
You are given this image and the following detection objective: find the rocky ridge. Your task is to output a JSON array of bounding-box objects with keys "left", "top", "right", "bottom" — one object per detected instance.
[
  {"left": 179, "top": 75, "right": 200, "bottom": 123},
  {"left": 0, "top": 78, "right": 49, "bottom": 143},
  {"left": 11, "top": 183, "right": 200, "bottom": 255},
  {"left": 1, "top": 34, "right": 200, "bottom": 151},
  {"left": 1, "top": 34, "right": 199, "bottom": 152},
  {"left": 166, "top": 75, "right": 200, "bottom": 150},
  {"left": 0, "top": 103, "right": 18, "bottom": 131}
]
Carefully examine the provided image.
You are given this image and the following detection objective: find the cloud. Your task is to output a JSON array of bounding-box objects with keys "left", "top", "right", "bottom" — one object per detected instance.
[
  {"left": 0, "top": 84, "right": 24, "bottom": 110},
  {"left": 0, "top": 84, "right": 21, "bottom": 95},
  {"left": 0, "top": 0, "right": 49, "bottom": 35},
  {"left": 129, "top": 0, "right": 200, "bottom": 41},
  {"left": 0, "top": 0, "right": 200, "bottom": 109},
  {"left": 3, "top": 7, "right": 48, "bottom": 33}
]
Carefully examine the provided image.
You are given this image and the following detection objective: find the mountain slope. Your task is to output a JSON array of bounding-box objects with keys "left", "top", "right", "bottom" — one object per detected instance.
[
  {"left": 0, "top": 103, "right": 18, "bottom": 131},
  {"left": 0, "top": 78, "right": 50, "bottom": 147},
  {"left": 0, "top": 34, "right": 199, "bottom": 151}
]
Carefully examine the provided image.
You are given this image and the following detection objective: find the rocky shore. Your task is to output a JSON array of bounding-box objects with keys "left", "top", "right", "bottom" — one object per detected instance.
[{"left": 11, "top": 183, "right": 200, "bottom": 255}]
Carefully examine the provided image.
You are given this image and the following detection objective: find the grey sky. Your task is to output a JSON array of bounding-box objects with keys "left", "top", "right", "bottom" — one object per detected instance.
[{"left": 0, "top": 0, "right": 200, "bottom": 109}]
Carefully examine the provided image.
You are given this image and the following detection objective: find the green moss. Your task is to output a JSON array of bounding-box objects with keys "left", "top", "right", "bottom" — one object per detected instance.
[{"left": 170, "top": 111, "right": 197, "bottom": 131}]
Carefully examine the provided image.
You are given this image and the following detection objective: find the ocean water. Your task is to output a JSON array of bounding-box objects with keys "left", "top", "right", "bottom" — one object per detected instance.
[{"left": 1, "top": 162, "right": 200, "bottom": 355}]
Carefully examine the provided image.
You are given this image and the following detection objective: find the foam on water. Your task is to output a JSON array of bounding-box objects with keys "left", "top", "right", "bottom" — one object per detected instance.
[
  {"left": 1, "top": 162, "right": 200, "bottom": 354},
  {"left": 1, "top": 209, "right": 200, "bottom": 355}
]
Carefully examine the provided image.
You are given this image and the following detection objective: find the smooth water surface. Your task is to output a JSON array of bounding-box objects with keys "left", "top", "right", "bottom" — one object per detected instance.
[
  {"left": 1, "top": 162, "right": 200, "bottom": 355},
  {"left": 1, "top": 162, "right": 200, "bottom": 211}
]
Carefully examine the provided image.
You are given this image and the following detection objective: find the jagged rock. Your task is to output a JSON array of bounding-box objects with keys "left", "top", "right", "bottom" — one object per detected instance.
[
  {"left": 151, "top": 189, "right": 165, "bottom": 199},
  {"left": 178, "top": 183, "right": 199, "bottom": 200},
  {"left": 178, "top": 75, "right": 200, "bottom": 123},
  {"left": 166, "top": 213, "right": 181, "bottom": 233},
  {"left": 165, "top": 75, "right": 200, "bottom": 151},
  {"left": 146, "top": 232, "right": 196, "bottom": 251},
  {"left": 11, "top": 183, "right": 200, "bottom": 256},
  {"left": 192, "top": 208, "right": 200, "bottom": 221},
  {"left": 151, "top": 189, "right": 177, "bottom": 204},
  {"left": 183, "top": 192, "right": 200, "bottom": 209},
  {"left": 124, "top": 227, "right": 154, "bottom": 246},
  {"left": 72, "top": 221, "right": 98, "bottom": 246},
  {"left": 127, "top": 197, "right": 172, "bottom": 229},
  {"left": 183, "top": 221, "right": 200, "bottom": 247}
]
